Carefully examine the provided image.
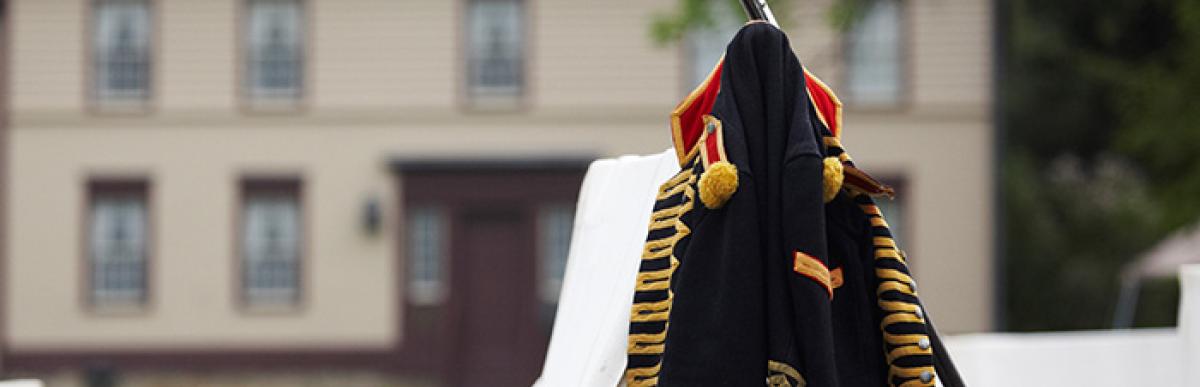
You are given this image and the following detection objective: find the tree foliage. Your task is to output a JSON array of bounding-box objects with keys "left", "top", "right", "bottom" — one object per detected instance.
[{"left": 1003, "top": 0, "right": 1200, "bottom": 330}]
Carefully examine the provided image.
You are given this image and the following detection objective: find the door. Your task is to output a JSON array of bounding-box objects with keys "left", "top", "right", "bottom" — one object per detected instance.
[
  {"left": 449, "top": 209, "right": 538, "bottom": 386},
  {"left": 396, "top": 161, "right": 586, "bottom": 386}
]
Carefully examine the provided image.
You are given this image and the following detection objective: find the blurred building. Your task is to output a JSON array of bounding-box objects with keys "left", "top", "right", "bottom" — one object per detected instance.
[{"left": 0, "top": 0, "right": 993, "bottom": 386}]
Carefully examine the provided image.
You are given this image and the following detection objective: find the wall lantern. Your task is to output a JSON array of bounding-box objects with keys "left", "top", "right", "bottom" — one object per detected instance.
[{"left": 362, "top": 195, "right": 382, "bottom": 235}]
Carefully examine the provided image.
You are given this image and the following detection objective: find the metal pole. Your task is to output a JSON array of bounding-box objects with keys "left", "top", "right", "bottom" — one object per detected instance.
[{"left": 738, "top": 0, "right": 779, "bottom": 27}]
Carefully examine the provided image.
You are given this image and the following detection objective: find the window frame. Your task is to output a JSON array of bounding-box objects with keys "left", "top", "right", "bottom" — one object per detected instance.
[
  {"left": 461, "top": 0, "right": 529, "bottom": 110},
  {"left": 680, "top": 0, "right": 743, "bottom": 96},
  {"left": 238, "top": 0, "right": 309, "bottom": 112},
  {"left": 83, "top": 178, "right": 153, "bottom": 313},
  {"left": 236, "top": 176, "right": 306, "bottom": 312},
  {"left": 839, "top": 0, "right": 911, "bottom": 111},
  {"left": 405, "top": 205, "right": 449, "bottom": 306},
  {"left": 86, "top": 0, "right": 156, "bottom": 114}
]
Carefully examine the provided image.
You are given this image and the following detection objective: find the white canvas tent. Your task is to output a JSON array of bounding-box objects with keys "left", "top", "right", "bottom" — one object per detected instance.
[
  {"left": 1114, "top": 224, "right": 1200, "bottom": 327},
  {"left": 535, "top": 150, "right": 677, "bottom": 387}
]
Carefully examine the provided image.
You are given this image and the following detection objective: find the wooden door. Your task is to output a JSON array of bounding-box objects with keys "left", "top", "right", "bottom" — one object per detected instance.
[
  {"left": 448, "top": 208, "right": 539, "bottom": 386},
  {"left": 395, "top": 160, "right": 587, "bottom": 386}
]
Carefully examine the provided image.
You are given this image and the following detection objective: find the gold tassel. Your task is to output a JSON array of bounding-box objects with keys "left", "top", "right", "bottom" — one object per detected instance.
[
  {"left": 823, "top": 157, "right": 844, "bottom": 203},
  {"left": 698, "top": 161, "right": 738, "bottom": 209}
]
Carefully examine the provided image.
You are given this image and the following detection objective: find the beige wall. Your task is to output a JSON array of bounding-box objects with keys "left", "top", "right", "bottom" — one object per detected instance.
[
  {"left": 5, "top": 0, "right": 993, "bottom": 353},
  {"left": 534, "top": 0, "right": 678, "bottom": 108},
  {"left": 11, "top": 0, "right": 682, "bottom": 115},
  {"left": 310, "top": 0, "right": 456, "bottom": 110},
  {"left": 158, "top": 0, "right": 237, "bottom": 111},
  {"left": 10, "top": 0, "right": 86, "bottom": 112},
  {"left": 5, "top": 118, "right": 669, "bottom": 350}
]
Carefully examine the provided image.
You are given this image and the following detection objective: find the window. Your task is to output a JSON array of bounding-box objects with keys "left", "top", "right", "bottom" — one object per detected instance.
[
  {"left": 92, "top": 0, "right": 151, "bottom": 103},
  {"left": 466, "top": 0, "right": 524, "bottom": 102},
  {"left": 844, "top": 0, "right": 903, "bottom": 106},
  {"left": 87, "top": 180, "right": 149, "bottom": 307},
  {"left": 537, "top": 204, "right": 574, "bottom": 304},
  {"left": 683, "top": 1, "right": 742, "bottom": 91},
  {"left": 244, "top": 0, "right": 304, "bottom": 103},
  {"left": 407, "top": 206, "right": 446, "bottom": 305},
  {"left": 240, "top": 179, "right": 302, "bottom": 307}
]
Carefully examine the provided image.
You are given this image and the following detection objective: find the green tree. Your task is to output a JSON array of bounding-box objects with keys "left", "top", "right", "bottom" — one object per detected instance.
[{"left": 1003, "top": 0, "right": 1200, "bottom": 330}]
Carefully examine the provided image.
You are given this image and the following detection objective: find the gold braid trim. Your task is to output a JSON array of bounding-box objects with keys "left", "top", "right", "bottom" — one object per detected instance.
[
  {"left": 647, "top": 218, "right": 676, "bottom": 231},
  {"left": 881, "top": 312, "right": 927, "bottom": 327},
  {"left": 624, "top": 169, "right": 697, "bottom": 386},
  {"left": 887, "top": 345, "right": 934, "bottom": 363},
  {"left": 626, "top": 362, "right": 662, "bottom": 378},
  {"left": 650, "top": 205, "right": 687, "bottom": 224},
  {"left": 875, "top": 248, "right": 904, "bottom": 261},
  {"left": 883, "top": 332, "right": 930, "bottom": 346},
  {"left": 873, "top": 236, "right": 899, "bottom": 249},
  {"left": 628, "top": 377, "right": 659, "bottom": 387},
  {"left": 627, "top": 327, "right": 669, "bottom": 354},
  {"left": 659, "top": 175, "right": 691, "bottom": 197},
  {"left": 876, "top": 268, "right": 915, "bottom": 284},
  {"left": 895, "top": 378, "right": 936, "bottom": 387},
  {"left": 792, "top": 251, "right": 833, "bottom": 298},
  {"left": 767, "top": 360, "right": 807, "bottom": 387},
  {"left": 856, "top": 196, "right": 937, "bottom": 387},
  {"left": 877, "top": 281, "right": 917, "bottom": 298},
  {"left": 879, "top": 300, "right": 922, "bottom": 314},
  {"left": 823, "top": 136, "right": 853, "bottom": 163},
  {"left": 629, "top": 295, "right": 674, "bottom": 316},
  {"left": 891, "top": 369, "right": 937, "bottom": 387},
  {"left": 830, "top": 267, "right": 844, "bottom": 289},
  {"left": 635, "top": 261, "right": 679, "bottom": 284}
]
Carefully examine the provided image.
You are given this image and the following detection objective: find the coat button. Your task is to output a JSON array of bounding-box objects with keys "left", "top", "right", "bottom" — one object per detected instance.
[
  {"left": 918, "top": 337, "right": 931, "bottom": 350},
  {"left": 706, "top": 122, "right": 715, "bottom": 133},
  {"left": 914, "top": 305, "right": 923, "bottom": 319},
  {"left": 920, "top": 370, "right": 934, "bottom": 383}
]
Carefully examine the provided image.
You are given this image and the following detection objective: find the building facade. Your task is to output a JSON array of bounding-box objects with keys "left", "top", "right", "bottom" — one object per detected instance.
[{"left": 2, "top": 0, "right": 994, "bottom": 386}]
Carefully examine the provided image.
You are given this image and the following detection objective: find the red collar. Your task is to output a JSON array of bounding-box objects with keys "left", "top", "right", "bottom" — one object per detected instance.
[{"left": 669, "top": 60, "right": 843, "bottom": 167}]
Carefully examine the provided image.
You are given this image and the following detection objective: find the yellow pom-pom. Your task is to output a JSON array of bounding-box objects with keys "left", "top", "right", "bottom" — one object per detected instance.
[
  {"left": 823, "top": 157, "right": 844, "bottom": 203},
  {"left": 699, "top": 161, "right": 739, "bottom": 209}
]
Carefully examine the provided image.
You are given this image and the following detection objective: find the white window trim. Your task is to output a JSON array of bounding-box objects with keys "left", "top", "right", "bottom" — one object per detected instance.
[
  {"left": 683, "top": 0, "right": 743, "bottom": 94},
  {"left": 843, "top": 0, "right": 905, "bottom": 108},
  {"left": 466, "top": 0, "right": 525, "bottom": 106},
  {"left": 407, "top": 206, "right": 448, "bottom": 306},
  {"left": 92, "top": 0, "right": 152, "bottom": 106},
  {"left": 240, "top": 181, "right": 303, "bottom": 309},
  {"left": 87, "top": 182, "right": 150, "bottom": 310},
  {"left": 243, "top": 0, "right": 305, "bottom": 105}
]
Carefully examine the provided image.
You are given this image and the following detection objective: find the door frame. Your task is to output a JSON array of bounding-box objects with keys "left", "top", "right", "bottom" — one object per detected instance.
[{"left": 390, "top": 158, "right": 589, "bottom": 381}]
